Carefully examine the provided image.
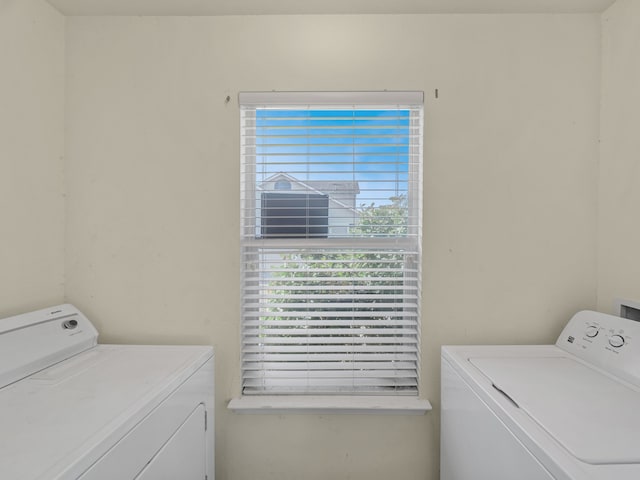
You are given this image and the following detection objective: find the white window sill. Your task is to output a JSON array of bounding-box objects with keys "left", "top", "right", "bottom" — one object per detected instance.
[{"left": 227, "top": 395, "right": 432, "bottom": 415}]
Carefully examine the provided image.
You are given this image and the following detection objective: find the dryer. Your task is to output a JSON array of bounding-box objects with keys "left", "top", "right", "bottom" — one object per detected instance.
[
  {"left": 0, "top": 304, "right": 214, "bottom": 480},
  {"left": 441, "top": 310, "right": 640, "bottom": 480}
]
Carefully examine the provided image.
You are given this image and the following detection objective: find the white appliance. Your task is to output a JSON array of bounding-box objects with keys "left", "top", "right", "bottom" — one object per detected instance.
[
  {"left": 0, "top": 304, "right": 214, "bottom": 480},
  {"left": 441, "top": 310, "right": 640, "bottom": 480}
]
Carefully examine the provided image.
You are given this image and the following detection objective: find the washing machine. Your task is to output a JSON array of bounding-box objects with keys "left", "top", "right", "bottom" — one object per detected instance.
[
  {"left": 0, "top": 304, "right": 214, "bottom": 480},
  {"left": 441, "top": 310, "right": 640, "bottom": 480}
]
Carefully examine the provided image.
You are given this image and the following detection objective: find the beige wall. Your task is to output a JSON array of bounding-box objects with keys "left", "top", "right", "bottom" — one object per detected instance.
[
  {"left": 598, "top": 0, "right": 640, "bottom": 314},
  {"left": 61, "top": 14, "right": 601, "bottom": 480},
  {"left": 0, "top": 0, "right": 65, "bottom": 316}
]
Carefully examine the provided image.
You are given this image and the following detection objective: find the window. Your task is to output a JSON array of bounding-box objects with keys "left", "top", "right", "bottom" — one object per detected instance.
[
  {"left": 240, "top": 92, "right": 423, "bottom": 396},
  {"left": 261, "top": 192, "right": 329, "bottom": 238}
]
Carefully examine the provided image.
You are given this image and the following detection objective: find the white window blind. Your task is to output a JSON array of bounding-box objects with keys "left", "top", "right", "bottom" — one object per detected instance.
[{"left": 240, "top": 92, "right": 423, "bottom": 395}]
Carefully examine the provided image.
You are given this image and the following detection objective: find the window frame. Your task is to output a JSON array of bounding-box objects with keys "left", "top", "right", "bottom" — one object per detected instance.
[{"left": 237, "top": 91, "right": 425, "bottom": 402}]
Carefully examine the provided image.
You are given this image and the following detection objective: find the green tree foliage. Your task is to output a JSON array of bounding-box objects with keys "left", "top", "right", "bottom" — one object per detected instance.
[
  {"left": 350, "top": 195, "right": 408, "bottom": 237},
  {"left": 264, "top": 196, "right": 409, "bottom": 323}
]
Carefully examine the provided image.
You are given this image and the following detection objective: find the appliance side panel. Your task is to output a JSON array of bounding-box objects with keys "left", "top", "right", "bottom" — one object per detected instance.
[
  {"left": 74, "top": 355, "right": 214, "bottom": 480},
  {"left": 135, "top": 405, "right": 206, "bottom": 480},
  {"left": 199, "top": 356, "right": 215, "bottom": 479}
]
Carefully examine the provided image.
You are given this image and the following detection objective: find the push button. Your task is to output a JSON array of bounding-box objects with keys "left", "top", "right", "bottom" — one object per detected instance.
[{"left": 62, "top": 319, "right": 78, "bottom": 330}]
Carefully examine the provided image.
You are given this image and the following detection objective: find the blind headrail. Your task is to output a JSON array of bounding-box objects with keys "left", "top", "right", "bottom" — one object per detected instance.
[{"left": 239, "top": 91, "right": 424, "bottom": 107}]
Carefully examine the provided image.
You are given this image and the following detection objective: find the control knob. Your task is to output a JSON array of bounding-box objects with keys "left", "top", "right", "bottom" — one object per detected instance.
[
  {"left": 609, "top": 335, "right": 625, "bottom": 348},
  {"left": 585, "top": 326, "right": 599, "bottom": 338}
]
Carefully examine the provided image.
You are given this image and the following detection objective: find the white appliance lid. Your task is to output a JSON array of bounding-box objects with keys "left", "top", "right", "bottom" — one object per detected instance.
[
  {"left": 0, "top": 344, "right": 212, "bottom": 480},
  {"left": 470, "top": 356, "right": 640, "bottom": 465}
]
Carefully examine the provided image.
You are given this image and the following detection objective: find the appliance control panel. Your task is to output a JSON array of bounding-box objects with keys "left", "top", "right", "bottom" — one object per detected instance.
[
  {"left": 0, "top": 304, "right": 98, "bottom": 389},
  {"left": 557, "top": 310, "right": 640, "bottom": 387}
]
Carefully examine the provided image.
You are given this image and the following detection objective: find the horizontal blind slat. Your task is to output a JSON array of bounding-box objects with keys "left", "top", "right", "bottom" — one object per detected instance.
[
  {"left": 243, "top": 378, "right": 418, "bottom": 387},
  {"left": 242, "top": 311, "right": 418, "bottom": 319},
  {"left": 242, "top": 345, "right": 418, "bottom": 353},
  {"left": 242, "top": 353, "right": 418, "bottom": 362},
  {"left": 243, "top": 319, "right": 417, "bottom": 327},
  {"left": 243, "top": 337, "right": 418, "bottom": 345},
  {"left": 245, "top": 366, "right": 416, "bottom": 379},
  {"left": 243, "top": 327, "right": 418, "bottom": 336}
]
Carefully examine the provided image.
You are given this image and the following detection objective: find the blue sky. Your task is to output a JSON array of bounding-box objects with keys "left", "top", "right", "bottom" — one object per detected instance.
[{"left": 255, "top": 108, "right": 411, "bottom": 206}]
